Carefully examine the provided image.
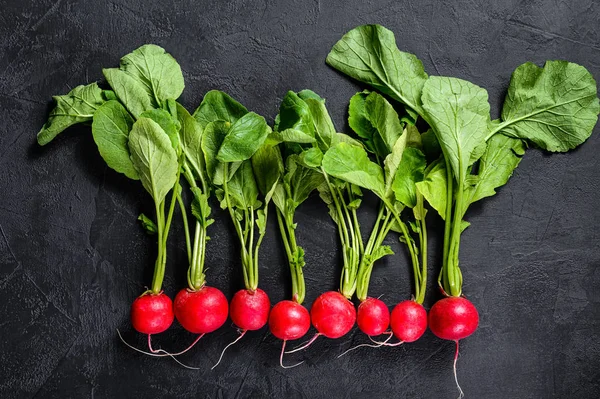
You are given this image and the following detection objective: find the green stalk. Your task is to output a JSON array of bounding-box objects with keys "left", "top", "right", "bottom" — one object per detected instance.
[
  {"left": 415, "top": 218, "right": 428, "bottom": 304},
  {"left": 276, "top": 209, "right": 305, "bottom": 304},
  {"left": 446, "top": 175, "right": 464, "bottom": 297},
  {"left": 176, "top": 194, "right": 192, "bottom": 265},
  {"left": 150, "top": 199, "right": 165, "bottom": 294},
  {"left": 440, "top": 158, "right": 454, "bottom": 294}
]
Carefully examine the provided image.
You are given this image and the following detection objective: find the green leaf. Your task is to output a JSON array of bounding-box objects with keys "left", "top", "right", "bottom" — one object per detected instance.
[
  {"left": 102, "top": 90, "right": 117, "bottom": 101},
  {"left": 103, "top": 68, "right": 153, "bottom": 118},
  {"left": 251, "top": 143, "right": 284, "bottom": 199},
  {"left": 327, "top": 24, "right": 428, "bottom": 116},
  {"left": 369, "top": 245, "right": 394, "bottom": 263},
  {"left": 392, "top": 147, "right": 426, "bottom": 208},
  {"left": 217, "top": 112, "right": 270, "bottom": 162},
  {"left": 322, "top": 142, "right": 386, "bottom": 198},
  {"left": 498, "top": 60, "right": 599, "bottom": 152},
  {"left": 365, "top": 92, "right": 403, "bottom": 157},
  {"left": 277, "top": 91, "right": 315, "bottom": 137},
  {"left": 267, "top": 128, "right": 316, "bottom": 146},
  {"left": 333, "top": 132, "right": 363, "bottom": 148},
  {"left": 38, "top": 83, "right": 105, "bottom": 145},
  {"left": 227, "top": 161, "right": 260, "bottom": 209},
  {"left": 201, "top": 121, "right": 240, "bottom": 185},
  {"left": 415, "top": 157, "right": 447, "bottom": 219},
  {"left": 348, "top": 198, "right": 362, "bottom": 209},
  {"left": 297, "top": 147, "right": 323, "bottom": 168},
  {"left": 286, "top": 155, "right": 325, "bottom": 207},
  {"left": 140, "top": 108, "right": 179, "bottom": 150},
  {"left": 176, "top": 103, "right": 205, "bottom": 180},
  {"left": 193, "top": 90, "right": 248, "bottom": 130},
  {"left": 348, "top": 91, "right": 377, "bottom": 151},
  {"left": 190, "top": 187, "right": 214, "bottom": 228},
  {"left": 119, "top": 44, "right": 184, "bottom": 105},
  {"left": 138, "top": 213, "right": 157, "bottom": 234},
  {"left": 91, "top": 100, "right": 138, "bottom": 179},
  {"left": 128, "top": 117, "right": 179, "bottom": 204},
  {"left": 461, "top": 134, "right": 525, "bottom": 215},
  {"left": 421, "top": 76, "right": 491, "bottom": 181},
  {"left": 297, "top": 89, "right": 325, "bottom": 102},
  {"left": 303, "top": 97, "right": 336, "bottom": 151}
]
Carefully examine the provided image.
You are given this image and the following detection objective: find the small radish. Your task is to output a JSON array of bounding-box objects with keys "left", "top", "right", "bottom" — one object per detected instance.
[
  {"left": 390, "top": 300, "right": 428, "bottom": 343},
  {"left": 428, "top": 296, "right": 479, "bottom": 341},
  {"left": 357, "top": 297, "right": 390, "bottom": 336},
  {"left": 429, "top": 296, "right": 479, "bottom": 399},
  {"left": 311, "top": 291, "right": 356, "bottom": 338},
  {"left": 230, "top": 288, "right": 271, "bottom": 331},
  {"left": 269, "top": 300, "right": 311, "bottom": 341},
  {"left": 174, "top": 286, "right": 229, "bottom": 334},
  {"left": 131, "top": 292, "right": 174, "bottom": 334},
  {"left": 269, "top": 299, "right": 311, "bottom": 368}
]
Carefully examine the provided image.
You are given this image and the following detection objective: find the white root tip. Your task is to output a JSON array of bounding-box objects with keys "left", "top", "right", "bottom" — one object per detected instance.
[
  {"left": 284, "top": 333, "right": 320, "bottom": 354},
  {"left": 116, "top": 330, "right": 202, "bottom": 370},
  {"left": 453, "top": 340, "right": 465, "bottom": 399},
  {"left": 211, "top": 330, "right": 247, "bottom": 370},
  {"left": 280, "top": 340, "right": 304, "bottom": 369}
]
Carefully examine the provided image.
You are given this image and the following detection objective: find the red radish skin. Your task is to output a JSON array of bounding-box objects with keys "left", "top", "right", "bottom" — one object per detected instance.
[
  {"left": 131, "top": 292, "right": 174, "bottom": 334},
  {"left": 390, "top": 300, "right": 428, "bottom": 343},
  {"left": 428, "top": 297, "right": 479, "bottom": 341},
  {"left": 230, "top": 288, "right": 271, "bottom": 331},
  {"left": 269, "top": 300, "right": 310, "bottom": 340},
  {"left": 357, "top": 297, "right": 390, "bottom": 336},
  {"left": 174, "top": 286, "right": 228, "bottom": 334},
  {"left": 311, "top": 291, "right": 356, "bottom": 339}
]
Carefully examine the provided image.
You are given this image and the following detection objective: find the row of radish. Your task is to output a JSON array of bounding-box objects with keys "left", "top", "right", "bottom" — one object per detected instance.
[{"left": 38, "top": 24, "right": 598, "bottom": 397}]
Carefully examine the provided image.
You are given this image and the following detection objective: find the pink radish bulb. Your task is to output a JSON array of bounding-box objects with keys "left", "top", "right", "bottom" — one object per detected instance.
[
  {"left": 357, "top": 297, "right": 390, "bottom": 336},
  {"left": 428, "top": 297, "right": 479, "bottom": 341},
  {"left": 174, "top": 286, "right": 229, "bottom": 334},
  {"left": 310, "top": 291, "right": 356, "bottom": 339},
  {"left": 269, "top": 300, "right": 310, "bottom": 340},
  {"left": 131, "top": 292, "right": 174, "bottom": 334},
  {"left": 390, "top": 300, "right": 428, "bottom": 342},
  {"left": 230, "top": 288, "right": 271, "bottom": 331}
]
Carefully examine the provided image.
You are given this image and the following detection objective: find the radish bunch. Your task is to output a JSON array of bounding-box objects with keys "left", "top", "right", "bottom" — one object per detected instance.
[{"left": 37, "top": 24, "right": 599, "bottom": 396}]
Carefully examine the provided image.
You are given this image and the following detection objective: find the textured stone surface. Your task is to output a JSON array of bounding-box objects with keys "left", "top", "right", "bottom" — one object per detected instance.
[{"left": 1, "top": 0, "right": 599, "bottom": 397}]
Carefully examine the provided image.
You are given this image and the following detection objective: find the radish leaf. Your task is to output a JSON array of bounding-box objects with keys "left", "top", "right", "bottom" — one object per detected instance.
[
  {"left": 103, "top": 68, "right": 153, "bottom": 118},
  {"left": 128, "top": 117, "right": 178, "bottom": 204},
  {"left": 37, "top": 83, "right": 105, "bottom": 145},
  {"left": 91, "top": 100, "right": 138, "bottom": 179},
  {"left": 217, "top": 112, "right": 270, "bottom": 162},
  {"left": 497, "top": 61, "right": 599, "bottom": 152},
  {"left": 193, "top": 90, "right": 248, "bottom": 129}
]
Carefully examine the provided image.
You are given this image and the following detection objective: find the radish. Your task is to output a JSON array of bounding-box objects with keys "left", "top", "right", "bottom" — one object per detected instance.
[
  {"left": 390, "top": 300, "right": 428, "bottom": 343},
  {"left": 357, "top": 297, "right": 389, "bottom": 337},
  {"left": 131, "top": 292, "right": 174, "bottom": 335},
  {"left": 195, "top": 92, "right": 274, "bottom": 368},
  {"left": 428, "top": 297, "right": 479, "bottom": 341},
  {"left": 174, "top": 286, "right": 229, "bottom": 334},
  {"left": 269, "top": 300, "right": 311, "bottom": 341},
  {"left": 310, "top": 291, "right": 356, "bottom": 339}
]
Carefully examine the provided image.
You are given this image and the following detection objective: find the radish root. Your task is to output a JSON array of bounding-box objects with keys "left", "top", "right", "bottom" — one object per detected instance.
[
  {"left": 368, "top": 332, "right": 403, "bottom": 347},
  {"left": 211, "top": 330, "right": 247, "bottom": 370},
  {"left": 285, "top": 333, "right": 320, "bottom": 354},
  {"left": 337, "top": 332, "right": 394, "bottom": 358},
  {"left": 279, "top": 340, "right": 304, "bottom": 369},
  {"left": 116, "top": 329, "right": 203, "bottom": 370},
  {"left": 454, "top": 340, "right": 464, "bottom": 399}
]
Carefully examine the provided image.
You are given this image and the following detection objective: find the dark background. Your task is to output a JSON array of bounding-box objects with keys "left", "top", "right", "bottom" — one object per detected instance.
[{"left": 1, "top": 0, "right": 599, "bottom": 398}]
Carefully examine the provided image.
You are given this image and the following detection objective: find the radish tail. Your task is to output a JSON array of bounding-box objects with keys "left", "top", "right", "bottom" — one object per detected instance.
[
  {"left": 337, "top": 333, "right": 393, "bottom": 358},
  {"left": 116, "top": 330, "right": 201, "bottom": 370},
  {"left": 147, "top": 333, "right": 205, "bottom": 356},
  {"left": 279, "top": 340, "right": 304, "bottom": 369},
  {"left": 368, "top": 332, "right": 403, "bottom": 347},
  {"left": 454, "top": 340, "right": 464, "bottom": 399},
  {"left": 211, "top": 330, "right": 247, "bottom": 370},
  {"left": 285, "top": 333, "right": 320, "bottom": 354}
]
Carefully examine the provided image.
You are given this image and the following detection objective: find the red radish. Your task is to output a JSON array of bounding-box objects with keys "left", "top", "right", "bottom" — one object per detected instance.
[
  {"left": 230, "top": 288, "right": 271, "bottom": 331},
  {"left": 357, "top": 297, "right": 390, "bottom": 336},
  {"left": 174, "top": 286, "right": 229, "bottom": 334},
  {"left": 311, "top": 291, "right": 356, "bottom": 339},
  {"left": 131, "top": 292, "right": 174, "bottom": 334},
  {"left": 269, "top": 300, "right": 311, "bottom": 340},
  {"left": 428, "top": 297, "right": 479, "bottom": 341},
  {"left": 390, "top": 300, "right": 428, "bottom": 343}
]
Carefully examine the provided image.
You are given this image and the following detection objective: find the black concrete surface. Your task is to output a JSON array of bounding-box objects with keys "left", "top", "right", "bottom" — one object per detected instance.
[{"left": 1, "top": 0, "right": 599, "bottom": 397}]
